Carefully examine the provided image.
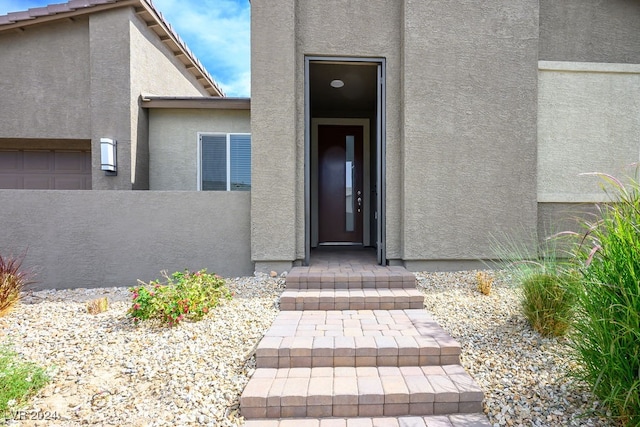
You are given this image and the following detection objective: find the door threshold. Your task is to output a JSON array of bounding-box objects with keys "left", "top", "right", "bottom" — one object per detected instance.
[{"left": 318, "top": 242, "right": 363, "bottom": 246}]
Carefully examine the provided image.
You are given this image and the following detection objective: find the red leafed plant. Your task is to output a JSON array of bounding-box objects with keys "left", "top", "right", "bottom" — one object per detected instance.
[{"left": 0, "top": 251, "right": 34, "bottom": 317}]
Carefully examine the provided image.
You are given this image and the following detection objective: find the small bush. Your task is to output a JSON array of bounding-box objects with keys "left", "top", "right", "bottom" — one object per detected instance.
[
  {"left": 0, "top": 252, "right": 34, "bottom": 318},
  {"left": 0, "top": 343, "right": 49, "bottom": 414},
  {"left": 128, "top": 269, "right": 232, "bottom": 326},
  {"left": 476, "top": 271, "right": 493, "bottom": 295},
  {"left": 521, "top": 272, "right": 577, "bottom": 337},
  {"left": 568, "top": 172, "right": 640, "bottom": 426},
  {"left": 86, "top": 297, "right": 108, "bottom": 315}
]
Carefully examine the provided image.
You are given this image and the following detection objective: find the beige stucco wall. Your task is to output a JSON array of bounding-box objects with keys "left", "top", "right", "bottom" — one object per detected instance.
[
  {"left": 538, "top": 61, "right": 640, "bottom": 203},
  {"left": 0, "top": 190, "right": 252, "bottom": 289},
  {"left": 401, "top": 0, "right": 539, "bottom": 266},
  {"left": 129, "top": 13, "right": 211, "bottom": 190},
  {"left": 0, "top": 18, "right": 91, "bottom": 140},
  {"left": 89, "top": 8, "right": 134, "bottom": 190},
  {"left": 89, "top": 7, "right": 213, "bottom": 190},
  {"left": 251, "top": 0, "right": 298, "bottom": 267},
  {"left": 540, "top": 0, "right": 640, "bottom": 64},
  {"left": 251, "top": 0, "right": 402, "bottom": 268},
  {"left": 251, "top": 0, "right": 540, "bottom": 269},
  {"left": 148, "top": 108, "right": 251, "bottom": 190},
  {"left": 0, "top": 6, "right": 217, "bottom": 191}
]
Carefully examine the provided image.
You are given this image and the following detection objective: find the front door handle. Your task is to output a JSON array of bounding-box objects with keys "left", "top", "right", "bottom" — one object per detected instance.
[{"left": 357, "top": 190, "right": 362, "bottom": 213}]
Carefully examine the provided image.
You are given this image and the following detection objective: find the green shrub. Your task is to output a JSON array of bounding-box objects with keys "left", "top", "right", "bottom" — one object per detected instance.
[
  {"left": 0, "top": 343, "right": 49, "bottom": 415},
  {"left": 128, "top": 269, "right": 232, "bottom": 326},
  {"left": 0, "top": 252, "right": 34, "bottom": 318},
  {"left": 521, "top": 272, "right": 577, "bottom": 337},
  {"left": 568, "top": 172, "right": 640, "bottom": 426},
  {"left": 490, "top": 230, "right": 577, "bottom": 337}
]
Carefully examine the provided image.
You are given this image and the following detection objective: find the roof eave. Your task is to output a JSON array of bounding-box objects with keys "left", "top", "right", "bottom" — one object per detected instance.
[
  {"left": 133, "top": 1, "right": 224, "bottom": 97},
  {"left": 141, "top": 95, "right": 250, "bottom": 110}
]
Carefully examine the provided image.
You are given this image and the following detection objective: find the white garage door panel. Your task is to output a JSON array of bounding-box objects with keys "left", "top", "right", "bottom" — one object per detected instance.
[{"left": 0, "top": 150, "right": 91, "bottom": 190}]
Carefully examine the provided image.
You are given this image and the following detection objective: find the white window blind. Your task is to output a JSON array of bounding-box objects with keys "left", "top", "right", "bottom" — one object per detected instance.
[
  {"left": 201, "top": 135, "right": 227, "bottom": 191},
  {"left": 200, "top": 133, "right": 251, "bottom": 191},
  {"left": 230, "top": 134, "right": 251, "bottom": 191}
]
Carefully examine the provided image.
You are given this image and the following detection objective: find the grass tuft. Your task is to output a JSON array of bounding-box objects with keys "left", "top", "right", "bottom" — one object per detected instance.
[
  {"left": 476, "top": 271, "right": 493, "bottom": 295},
  {"left": 489, "top": 229, "right": 576, "bottom": 337},
  {"left": 521, "top": 272, "right": 577, "bottom": 337},
  {"left": 86, "top": 297, "right": 109, "bottom": 315},
  {"left": 0, "top": 343, "right": 49, "bottom": 415}
]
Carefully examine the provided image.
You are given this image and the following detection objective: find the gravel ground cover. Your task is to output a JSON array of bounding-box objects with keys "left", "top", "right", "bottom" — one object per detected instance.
[
  {"left": 416, "top": 271, "right": 616, "bottom": 427},
  {"left": 1, "top": 271, "right": 618, "bottom": 426},
  {"left": 1, "top": 274, "right": 284, "bottom": 427}
]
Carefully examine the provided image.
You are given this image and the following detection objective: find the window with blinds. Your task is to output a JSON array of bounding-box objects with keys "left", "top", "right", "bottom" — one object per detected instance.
[
  {"left": 199, "top": 133, "right": 251, "bottom": 191},
  {"left": 230, "top": 134, "right": 251, "bottom": 191}
]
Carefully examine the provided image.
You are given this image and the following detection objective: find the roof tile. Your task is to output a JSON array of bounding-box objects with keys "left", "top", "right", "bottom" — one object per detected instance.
[
  {"left": 47, "top": 4, "right": 73, "bottom": 14},
  {"left": 67, "top": 0, "right": 95, "bottom": 9},
  {"left": 6, "top": 11, "right": 34, "bottom": 22},
  {"left": 29, "top": 7, "right": 53, "bottom": 18}
]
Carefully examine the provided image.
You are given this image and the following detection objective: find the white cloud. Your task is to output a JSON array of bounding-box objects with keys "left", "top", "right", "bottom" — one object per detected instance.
[{"left": 152, "top": 0, "right": 251, "bottom": 97}]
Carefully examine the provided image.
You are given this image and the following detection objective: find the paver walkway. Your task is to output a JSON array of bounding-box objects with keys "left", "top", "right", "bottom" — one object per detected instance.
[{"left": 241, "top": 250, "right": 490, "bottom": 426}]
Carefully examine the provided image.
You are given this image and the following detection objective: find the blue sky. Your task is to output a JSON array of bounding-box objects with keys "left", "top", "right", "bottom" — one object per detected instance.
[{"left": 0, "top": 0, "right": 251, "bottom": 97}]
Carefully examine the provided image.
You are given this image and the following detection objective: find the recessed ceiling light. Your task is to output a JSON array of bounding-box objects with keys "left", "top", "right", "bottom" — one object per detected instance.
[{"left": 330, "top": 79, "right": 344, "bottom": 88}]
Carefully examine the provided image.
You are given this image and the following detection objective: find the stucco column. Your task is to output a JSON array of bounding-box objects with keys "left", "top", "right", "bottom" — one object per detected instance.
[
  {"left": 250, "top": 0, "right": 298, "bottom": 272},
  {"left": 89, "top": 8, "right": 133, "bottom": 190}
]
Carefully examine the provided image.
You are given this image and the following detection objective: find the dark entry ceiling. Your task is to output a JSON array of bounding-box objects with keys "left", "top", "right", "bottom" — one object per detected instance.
[{"left": 309, "top": 62, "right": 377, "bottom": 114}]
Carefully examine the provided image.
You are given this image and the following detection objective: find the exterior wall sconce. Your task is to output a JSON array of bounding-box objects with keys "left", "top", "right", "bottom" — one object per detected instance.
[{"left": 100, "top": 138, "right": 117, "bottom": 175}]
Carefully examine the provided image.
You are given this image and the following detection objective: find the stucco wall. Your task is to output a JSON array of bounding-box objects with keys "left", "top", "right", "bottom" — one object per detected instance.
[
  {"left": 251, "top": 0, "right": 544, "bottom": 267},
  {"left": 538, "top": 62, "right": 640, "bottom": 203},
  {"left": 0, "top": 190, "right": 252, "bottom": 289},
  {"left": 540, "top": 0, "right": 640, "bottom": 64},
  {"left": 129, "top": 13, "right": 211, "bottom": 190},
  {"left": 401, "top": 0, "right": 539, "bottom": 262},
  {"left": 148, "top": 108, "right": 251, "bottom": 190},
  {"left": 538, "top": 202, "right": 599, "bottom": 240},
  {"left": 250, "top": 0, "right": 298, "bottom": 266},
  {"left": 0, "top": 18, "right": 91, "bottom": 140},
  {"left": 89, "top": 8, "right": 134, "bottom": 190},
  {"left": 250, "top": 0, "right": 403, "bottom": 267}
]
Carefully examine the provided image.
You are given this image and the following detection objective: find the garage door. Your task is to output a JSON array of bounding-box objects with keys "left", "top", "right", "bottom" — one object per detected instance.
[{"left": 0, "top": 150, "right": 91, "bottom": 189}]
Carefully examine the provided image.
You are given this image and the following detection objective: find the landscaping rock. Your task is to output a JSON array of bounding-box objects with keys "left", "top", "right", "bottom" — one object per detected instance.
[{"left": 0, "top": 271, "right": 616, "bottom": 426}]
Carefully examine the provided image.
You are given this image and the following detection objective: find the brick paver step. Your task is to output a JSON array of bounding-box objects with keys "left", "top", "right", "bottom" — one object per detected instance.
[
  {"left": 257, "top": 309, "right": 460, "bottom": 368},
  {"left": 285, "top": 266, "right": 417, "bottom": 290},
  {"left": 244, "top": 414, "right": 492, "bottom": 427},
  {"left": 240, "top": 365, "right": 484, "bottom": 419},
  {"left": 280, "top": 288, "right": 424, "bottom": 311}
]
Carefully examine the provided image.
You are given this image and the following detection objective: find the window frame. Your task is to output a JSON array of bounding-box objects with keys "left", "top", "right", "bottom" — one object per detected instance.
[{"left": 197, "top": 132, "right": 251, "bottom": 191}]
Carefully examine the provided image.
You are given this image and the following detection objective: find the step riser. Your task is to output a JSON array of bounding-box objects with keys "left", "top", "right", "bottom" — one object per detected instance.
[
  {"left": 257, "top": 354, "right": 461, "bottom": 368},
  {"left": 286, "top": 281, "right": 417, "bottom": 290},
  {"left": 243, "top": 414, "right": 492, "bottom": 427},
  {"left": 279, "top": 289, "right": 425, "bottom": 311},
  {"left": 285, "top": 265, "right": 418, "bottom": 290},
  {"left": 280, "top": 300, "right": 424, "bottom": 311},
  {"left": 240, "top": 366, "right": 483, "bottom": 420},
  {"left": 242, "top": 402, "right": 483, "bottom": 419}
]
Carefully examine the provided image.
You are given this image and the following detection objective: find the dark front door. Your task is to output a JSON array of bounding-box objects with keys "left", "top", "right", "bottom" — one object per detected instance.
[{"left": 318, "top": 125, "right": 364, "bottom": 244}]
